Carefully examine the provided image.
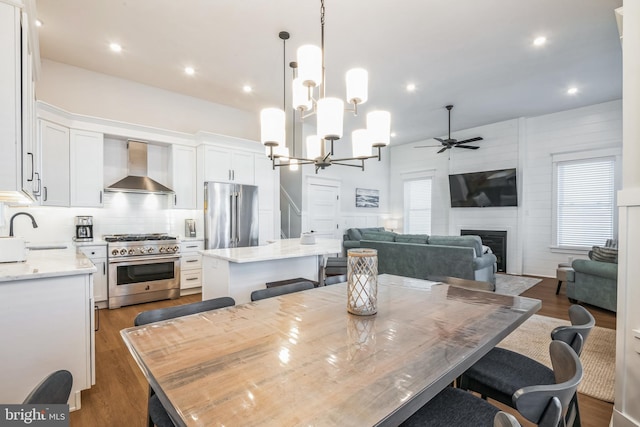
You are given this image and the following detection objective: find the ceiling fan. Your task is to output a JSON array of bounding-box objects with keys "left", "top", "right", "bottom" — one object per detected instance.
[{"left": 415, "top": 105, "right": 483, "bottom": 153}]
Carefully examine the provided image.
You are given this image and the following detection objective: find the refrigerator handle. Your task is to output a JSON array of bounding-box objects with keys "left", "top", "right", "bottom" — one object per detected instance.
[
  {"left": 230, "top": 193, "right": 236, "bottom": 246},
  {"left": 235, "top": 190, "right": 241, "bottom": 244}
]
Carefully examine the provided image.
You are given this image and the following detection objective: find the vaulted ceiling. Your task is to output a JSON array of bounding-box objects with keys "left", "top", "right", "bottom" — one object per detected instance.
[{"left": 35, "top": 0, "right": 622, "bottom": 145}]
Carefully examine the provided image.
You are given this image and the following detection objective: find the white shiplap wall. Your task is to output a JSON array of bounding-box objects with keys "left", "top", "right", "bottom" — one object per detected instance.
[
  {"left": 522, "top": 100, "right": 622, "bottom": 277},
  {"left": 390, "top": 100, "right": 622, "bottom": 277}
]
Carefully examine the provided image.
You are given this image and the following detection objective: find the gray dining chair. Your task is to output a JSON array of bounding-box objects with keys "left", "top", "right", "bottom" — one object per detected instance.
[
  {"left": 23, "top": 370, "right": 73, "bottom": 404},
  {"left": 401, "top": 340, "right": 582, "bottom": 427},
  {"left": 134, "top": 296, "right": 236, "bottom": 427},
  {"left": 324, "top": 274, "right": 347, "bottom": 286},
  {"left": 250, "top": 281, "right": 315, "bottom": 301},
  {"left": 458, "top": 304, "right": 595, "bottom": 427},
  {"left": 493, "top": 412, "right": 521, "bottom": 427}
]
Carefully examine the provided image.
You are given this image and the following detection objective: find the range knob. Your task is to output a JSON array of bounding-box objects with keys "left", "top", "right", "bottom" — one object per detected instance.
[
  {"left": 173, "top": 245, "right": 180, "bottom": 253},
  {"left": 128, "top": 249, "right": 135, "bottom": 255},
  {"left": 147, "top": 247, "right": 155, "bottom": 253},
  {"left": 111, "top": 249, "right": 119, "bottom": 256},
  {"left": 159, "top": 247, "right": 165, "bottom": 253},
  {"left": 120, "top": 249, "right": 127, "bottom": 255}
]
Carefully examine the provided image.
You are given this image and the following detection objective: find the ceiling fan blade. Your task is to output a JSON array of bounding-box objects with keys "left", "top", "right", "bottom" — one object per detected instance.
[
  {"left": 455, "top": 136, "right": 483, "bottom": 145},
  {"left": 437, "top": 147, "right": 449, "bottom": 154},
  {"left": 414, "top": 145, "right": 441, "bottom": 148},
  {"left": 434, "top": 137, "right": 445, "bottom": 143},
  {"left": 455, "top": 145, "right": 480, "bottom": 150}
]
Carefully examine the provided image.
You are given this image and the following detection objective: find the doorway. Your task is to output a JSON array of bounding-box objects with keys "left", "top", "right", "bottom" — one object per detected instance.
[{"left": 306, "top": 179, "right": 341, "bottom": 239}]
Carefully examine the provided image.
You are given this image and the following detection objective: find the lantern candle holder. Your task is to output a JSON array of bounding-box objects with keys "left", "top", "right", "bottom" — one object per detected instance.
[{"left": 347, "top": 248, "right": 378, "bottom": 315}]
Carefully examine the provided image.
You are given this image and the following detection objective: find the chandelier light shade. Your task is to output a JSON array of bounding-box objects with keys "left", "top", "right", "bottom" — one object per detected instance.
[
  {"left": 306, "top": 135, "right": 322, "bottom": 159},
  {"left": 352, "top": 129, "right": 372, "bottom": 158},
  {"left": 293, "top": 77, "right": 312, "bottom": 111},
  {"left": 367, "top": 110, "right": 391, "bottom": 147},
  {"left": 317, "top": 97, "right": 344, "bottom": 140},
  {"left": 346, "top": 68, "right": 368, "bottom": 105},
  {"left": 260, "top": 0, "right": 391, "bottom": 173},
  {"left": 260, "top": 108, "right": 285, "bottom": 147},
  {"left": 297, "top": 45, "right": 322, "bottom": 87}
]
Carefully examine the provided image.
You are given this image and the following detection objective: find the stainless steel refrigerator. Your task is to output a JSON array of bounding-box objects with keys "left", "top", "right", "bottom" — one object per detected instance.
[{"left": 204, "top": 181, "right": 259, "bottom": 249}]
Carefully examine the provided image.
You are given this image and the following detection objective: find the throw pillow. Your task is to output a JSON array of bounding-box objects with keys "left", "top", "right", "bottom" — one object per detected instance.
[
  {"left": 589, "top": 246, "right": 618, "bottom": 264},
  {"left": 482, "top": 245, "right": 492, "bottom": 254}
]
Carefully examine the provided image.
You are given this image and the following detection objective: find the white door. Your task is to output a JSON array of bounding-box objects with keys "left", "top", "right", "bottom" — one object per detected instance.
[{"left": 307, "top": 182, "right": 340, "bottom": 239}]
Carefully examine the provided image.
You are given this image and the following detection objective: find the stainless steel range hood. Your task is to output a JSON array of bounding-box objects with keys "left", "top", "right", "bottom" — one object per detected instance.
[{"left": 105, "top": 141, "right": 174, "bottom": 194}]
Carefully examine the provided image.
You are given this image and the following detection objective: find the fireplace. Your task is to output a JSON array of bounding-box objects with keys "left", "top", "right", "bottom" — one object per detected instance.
[{"left": 461, "top": 229, "right": 507, "bottom": 273}]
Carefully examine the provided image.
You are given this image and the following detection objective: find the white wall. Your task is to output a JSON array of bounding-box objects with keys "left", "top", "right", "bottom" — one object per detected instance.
[
  {"left": 389, "top": 100, "right": 622, "bottom": 277},
  {"left": 36, "top": 60, "right": 258, "bottom": 140}
]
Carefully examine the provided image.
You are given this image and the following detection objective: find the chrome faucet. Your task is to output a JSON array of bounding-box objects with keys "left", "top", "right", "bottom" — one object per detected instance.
[{"left": 9, "top": 212, "right": 38, "bottom": 237}]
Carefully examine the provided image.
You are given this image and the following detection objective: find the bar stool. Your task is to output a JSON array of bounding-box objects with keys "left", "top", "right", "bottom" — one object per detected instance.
[{"left": 556, "top": 262, "right": 574, "bottom": 295}]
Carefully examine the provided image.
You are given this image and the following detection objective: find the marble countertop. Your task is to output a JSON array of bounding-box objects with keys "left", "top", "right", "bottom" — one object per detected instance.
[
  {"left": 0, "top": 248, "right": 97, "bottom": 282},
  {"left": 73, "top": 239, "right": 107, "bottom": 247},
  {"left": 201, "top": 238, "right": 342, "bottom": 263}
]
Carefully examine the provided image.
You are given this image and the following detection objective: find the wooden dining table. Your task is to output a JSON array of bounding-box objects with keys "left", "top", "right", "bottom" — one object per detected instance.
[{"left": 121, "top": 274, "right": 541, "bottom": 426}]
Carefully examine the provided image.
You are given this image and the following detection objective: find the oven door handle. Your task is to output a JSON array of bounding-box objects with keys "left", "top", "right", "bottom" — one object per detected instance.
[{"left": 108, "top": 255, "right": 180, "bottom": 264}]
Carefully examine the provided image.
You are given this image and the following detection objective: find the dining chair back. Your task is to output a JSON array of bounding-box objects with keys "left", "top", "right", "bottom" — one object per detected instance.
[
  {"left": 401, "top": 341, "right": 580, "bottom": 427},
  {"left": 324, "top": 274, "right": 347, "bottom": 286},
  {"left": 550, "top": 304, "right": 595, "bottom": 356},
  {"left": 134, "top": 296, "right": 236, "bottom": 427},
  {"left": 23, "top": 370, "right": 73, "bottom": 404},
  {"left": 250, "top": 281, "right": 314, "bottom": 301},
  {"left": 493, "top": 411, "right": 522, "bottom": 427},
  {"left": 134, "top": 296, "right": 236, "bottom": 326}
]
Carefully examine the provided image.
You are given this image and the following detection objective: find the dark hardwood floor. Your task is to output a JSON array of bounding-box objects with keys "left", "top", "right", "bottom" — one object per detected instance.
[{"left": 70, "top": 276, "right": 615, "bottom": 426}]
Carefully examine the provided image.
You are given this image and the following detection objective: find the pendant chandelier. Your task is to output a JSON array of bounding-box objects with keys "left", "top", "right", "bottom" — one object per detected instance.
[{"left": 260, "top": 0, "right": 391, "bottom": 173}]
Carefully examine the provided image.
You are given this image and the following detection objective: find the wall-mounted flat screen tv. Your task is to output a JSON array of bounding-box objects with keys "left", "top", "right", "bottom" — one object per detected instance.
[{"left": 448, "top": 168, "right": 518, "bottom": 207}]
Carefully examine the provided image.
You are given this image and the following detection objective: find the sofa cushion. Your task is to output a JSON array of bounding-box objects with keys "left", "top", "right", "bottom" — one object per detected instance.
[
  {"left": 395, "top": 234, "right": 429, "bottom": 244},
  {"left": 572, "top": 259, "right": 618, "bottom": 280},
  {"left": 361, "top": 231, "right": 397, "bottom": 242},
  {"left": 346, "top": 227, "right": 384, "bottom": 241},
  {"left": 589, "top": 246, "right": 618, "bottom": 264},
  {"left": 428, "top": 235, "right": 483, "bottom": 258}
]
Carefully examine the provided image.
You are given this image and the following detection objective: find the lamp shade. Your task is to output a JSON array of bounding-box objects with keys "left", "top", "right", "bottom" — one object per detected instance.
[
  {"left": 273, "top": 145, "right": 289, "bottom": 161},
  {"left": 297, "top": 45, "right": 322, "bottom": 88},
  {"left": 289, "top": 158, "right": 299, "bottom": 171},
  {"left": 346, "top": 68, "right": 368, "bottom": 105},
  {"left": 352, "top": 129, "right": 372, "bottom": 158},
  {"left": 293, "top": 77, "right": 312, "bottom": 111},
  {"left": 306, "top": 135, "right": 322, "bottom": 159},
  {"left": 260, "top": 108, "right": 285, "bottom": 147},
  {"left": 367, "top": 110, "right": 391, "bottom": 147},
  {"left": 317, "top": 97, "right": 344, "bottom": 140}
]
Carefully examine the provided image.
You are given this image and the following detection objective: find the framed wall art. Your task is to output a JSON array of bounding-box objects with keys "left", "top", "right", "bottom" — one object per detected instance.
[{"left": 355, "top": 188, "right": 379, "bottom": 208}]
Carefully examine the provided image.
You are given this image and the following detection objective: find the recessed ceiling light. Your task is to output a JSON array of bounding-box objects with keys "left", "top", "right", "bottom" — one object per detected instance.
[
  {"left": 109, "top": 43, "right": 122, "bottom": 53},
  {"left": 243, "top": 85, "right": 252, "bottom": 93},
  {"left": 533, "top": 36, "right": 547, "bottom": 46},
  {"left": 390, "top": 132, "right": 397, "bottom": 138},
  {"left": 184, "top": 67, "right": 195, "bottom": 76},
  {"left": 35, "top": 19, "right": 43, "bottom": 27},
  {"left": 567, "top": 87, "right": 578, "bottom": 95},
  {"left": 406, "top": 83, "right": 416, "bottom": 92}
]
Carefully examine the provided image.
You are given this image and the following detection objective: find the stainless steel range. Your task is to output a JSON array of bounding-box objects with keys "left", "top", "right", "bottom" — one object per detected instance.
[{"left": 105, "top": 233, "right": 180, "bottom": 309}]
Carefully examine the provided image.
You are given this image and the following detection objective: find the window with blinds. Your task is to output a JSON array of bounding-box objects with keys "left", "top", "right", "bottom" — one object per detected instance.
[
  {"left": 403, "top": 178, "right": 432, "bottom": 234},
  {"left": 556, "top": 158, "right": 615, "bottom": 248}
]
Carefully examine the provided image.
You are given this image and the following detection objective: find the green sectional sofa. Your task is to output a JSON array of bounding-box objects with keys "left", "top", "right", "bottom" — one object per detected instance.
[
  {"left": 567, "top": 259, "right": 618, "bottom": 312},
  {"left": 343, "top": 228, "right": 497, "bottom": 286}
]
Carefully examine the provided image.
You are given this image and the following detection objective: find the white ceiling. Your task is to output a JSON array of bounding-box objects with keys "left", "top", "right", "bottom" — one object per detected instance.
[{"left": 34, "top": 0, "right": 623, "bottom": 146}]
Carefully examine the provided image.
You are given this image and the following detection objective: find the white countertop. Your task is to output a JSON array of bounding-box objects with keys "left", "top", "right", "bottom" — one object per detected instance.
[
  {"left": 200, "top": 238, "right": 342, "bottom": 263},
  {"left": 0, "top": 248, "right": 97, "bottom": 282}
]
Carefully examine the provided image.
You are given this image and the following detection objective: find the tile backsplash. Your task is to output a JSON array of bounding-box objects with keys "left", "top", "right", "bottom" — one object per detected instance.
[{"left": 0, "top": 192, "right": 202, "bottom": 244}]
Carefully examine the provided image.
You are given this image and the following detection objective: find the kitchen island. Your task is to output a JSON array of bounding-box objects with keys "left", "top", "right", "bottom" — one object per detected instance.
[
  {"left": 0, "top": 248, "right": 96, "bottom": 410},
  {"left": 201, "top": 238, "right": 341, "bottom": 304}
]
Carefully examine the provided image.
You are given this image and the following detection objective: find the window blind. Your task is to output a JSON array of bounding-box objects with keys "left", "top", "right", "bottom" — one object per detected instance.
[
  {"left": 556, "top": 158, "right": 614, "bottom": 247},
  {"left": 404, "top": 178, "right": 432, "bottom": 234}
]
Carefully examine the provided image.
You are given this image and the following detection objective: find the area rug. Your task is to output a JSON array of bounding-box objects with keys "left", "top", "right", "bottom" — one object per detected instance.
[
  {"left": 494, "top": 274, "right": 541, "bottom": 296},
  {"left": 498, "top": 314, "right": 615, "bottom": 402}
]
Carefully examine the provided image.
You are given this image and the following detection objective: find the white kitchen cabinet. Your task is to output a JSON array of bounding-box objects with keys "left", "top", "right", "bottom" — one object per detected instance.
[
  {"left": 180, "top": 240, "right": 204, "bottom": 294},
  {"left": 0, "top": 272, "right": 94, "bottom": 411},
  {"left": 0, "top": 3, "right": 36, "bottom": 203},
  {"left": 70, "top": 129, "right": 104, "bottom": 207},
  {"left": 203, "top": 145, "right": 255, "bottom": 184},
  {"left": 77, "top": 245, "right": 108, "bottom": 304},
  {"left": 169, "top": 145, "right": 197, "bottom": 209},
  {"left": 39, "top": 119, "right": 70, "bottom": 206}
]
